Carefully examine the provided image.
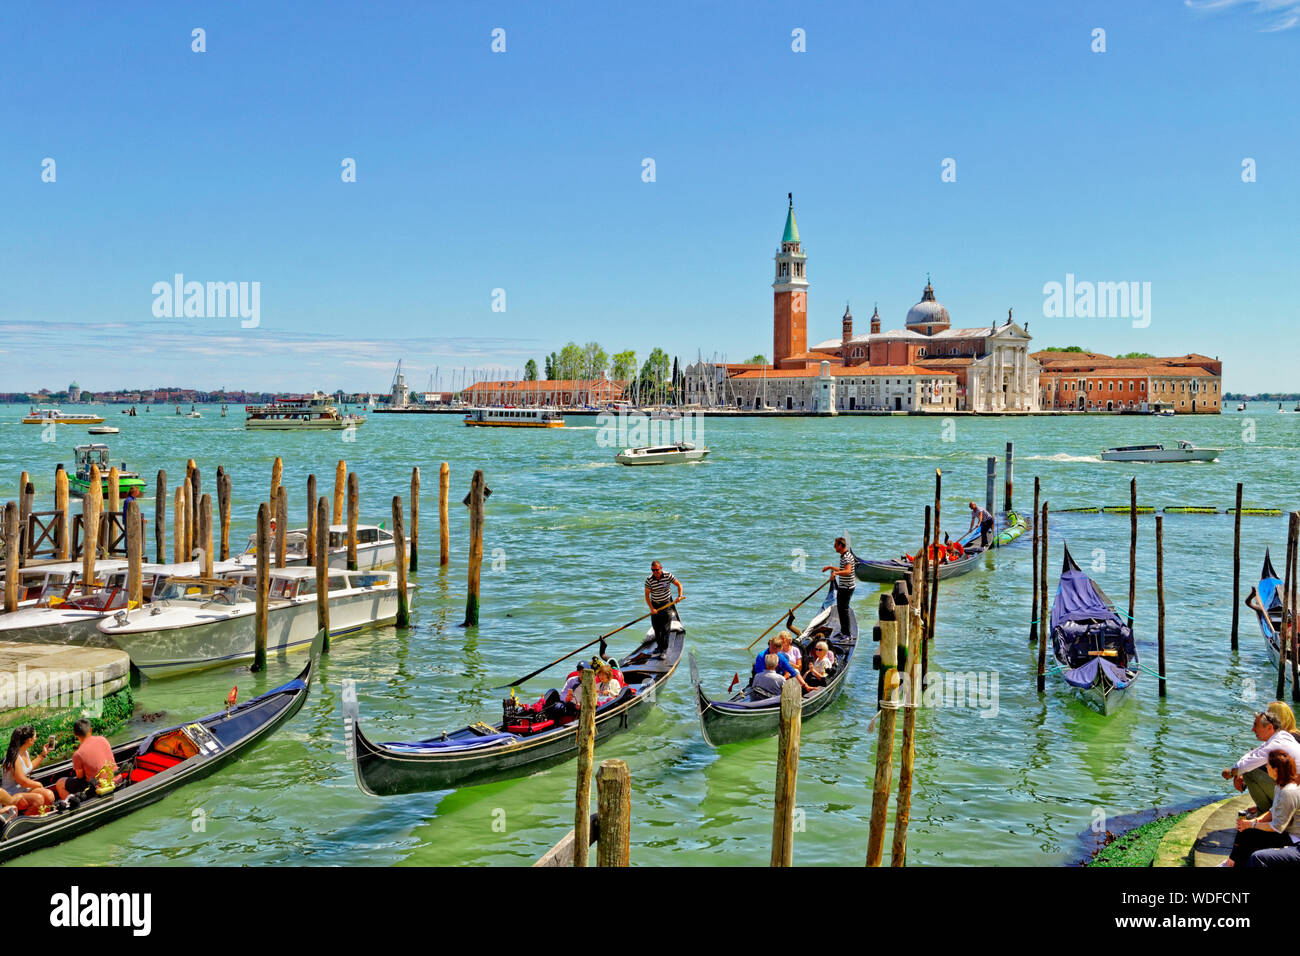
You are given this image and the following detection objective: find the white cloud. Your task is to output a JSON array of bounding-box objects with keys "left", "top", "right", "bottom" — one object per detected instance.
[{"left": 1185, "top": 0, "right": 1300, "bottom": 30}]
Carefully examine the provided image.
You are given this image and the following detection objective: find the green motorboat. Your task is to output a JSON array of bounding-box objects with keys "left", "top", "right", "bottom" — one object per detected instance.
[{"left": 67, "top": 444, "right": 146, "bottom": 498}]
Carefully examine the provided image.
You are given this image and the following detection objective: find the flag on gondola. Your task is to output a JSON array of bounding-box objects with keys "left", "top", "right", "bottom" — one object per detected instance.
[
  {"left": 225, "top": 687, "right": 237, "bottom": 712},
  {"left": 728, "top": 672, "right": 740, "bottom": 692}
]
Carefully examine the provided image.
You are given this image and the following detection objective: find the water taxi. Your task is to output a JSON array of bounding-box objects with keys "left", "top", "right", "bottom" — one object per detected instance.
[
  {"left": 234, "top": 523, "right": 404, "bottom": 570},
  {"left": 22, "top": 407, "right": 104, "bottom": 425},
  {"left": 245, "top": 393, "right": 365, "bottom": 430},
  {"left": 463, "top": 406, "right": 565, "bottom": 428},
  {"left": 1100, "top": 441, "right": 1221, "bottom": 463},
  {"left": 68, "top": 444, "right": 147, "bottom": 497},
  {"left": 615, "top": 442, "right": 709, "bottom": 466}
]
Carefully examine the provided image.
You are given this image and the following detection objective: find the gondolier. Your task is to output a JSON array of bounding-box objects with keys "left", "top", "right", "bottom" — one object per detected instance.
[
  {"left": 968, "top": 502, "right": 995, "bottom": 549},
  {"left": 644, "top": 561, "right": 683, "bottom": 655},
  {"left": 821, "top": 538, "right": 855, "bottom": 637}
]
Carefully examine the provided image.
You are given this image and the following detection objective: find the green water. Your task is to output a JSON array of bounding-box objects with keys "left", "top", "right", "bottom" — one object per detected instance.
[{"left": 1, "top": 404, "right": 1295, "bottom": 866}]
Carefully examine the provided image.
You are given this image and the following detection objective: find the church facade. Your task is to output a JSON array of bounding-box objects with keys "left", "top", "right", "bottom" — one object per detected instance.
[{"left": 684, "top": 196, "right": 1039, "bottom": 413}]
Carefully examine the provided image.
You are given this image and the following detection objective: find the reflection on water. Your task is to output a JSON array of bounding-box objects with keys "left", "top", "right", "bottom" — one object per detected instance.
[{"left": 1, "top": 405, "right": 1295, "bottom": 865}]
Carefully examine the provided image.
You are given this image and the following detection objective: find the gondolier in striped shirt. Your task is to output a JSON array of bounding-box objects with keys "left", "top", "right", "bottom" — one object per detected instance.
[
  {"left": 644, "top": 561, "right": 683, "bottom": 656},
  {"left": 822, "top": 537, "right": 856, "bottom": 636}
]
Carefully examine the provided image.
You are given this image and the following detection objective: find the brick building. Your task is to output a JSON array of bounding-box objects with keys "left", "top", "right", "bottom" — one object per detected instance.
[{"left": 1035, "top": 352, "right": 1222, "bottom": 413}]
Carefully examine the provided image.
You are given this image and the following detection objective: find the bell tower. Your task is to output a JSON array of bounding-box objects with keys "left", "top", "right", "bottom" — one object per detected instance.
[{"left": 773, "top": 193, "right": 808, "bottom": 367}]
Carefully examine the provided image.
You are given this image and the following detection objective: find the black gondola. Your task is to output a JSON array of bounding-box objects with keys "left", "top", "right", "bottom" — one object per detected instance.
[
  {"left": 1245, "top": 549, "right": 1290, "bottom": 670},
  {"left": 344, "top": 616, "right": 685, "bottom": 795},
  {"left": 0, "top": 630, "right": 322, "bottom": 864},
  {"left": 854, "top": 526, "right": 986, "bottom": 583},
  {"left": 691, "top": 582, "right": 858, "bottom": 747},
  {"left": 1049, "top": 545, "right": 1138, "bottom": 715}
]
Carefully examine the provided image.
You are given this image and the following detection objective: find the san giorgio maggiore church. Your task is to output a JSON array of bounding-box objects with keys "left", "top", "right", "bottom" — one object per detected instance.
[{"left": 683, "top": 196, "right": 1040, "bottom": 413}]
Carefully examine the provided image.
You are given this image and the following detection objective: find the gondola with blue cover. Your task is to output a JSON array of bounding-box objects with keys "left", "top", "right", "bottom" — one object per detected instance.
[
  {"left": 1245, "top": 549, "right": 1290, "bottom": 671},
  {"left": 1050, "top": 544, "right": 1138, "bottom": 714}
]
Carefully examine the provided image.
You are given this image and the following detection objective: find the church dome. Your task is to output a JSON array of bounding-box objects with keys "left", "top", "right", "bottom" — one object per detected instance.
[{"left": 905, "top": 281, "right": 950, "bottom": 330}]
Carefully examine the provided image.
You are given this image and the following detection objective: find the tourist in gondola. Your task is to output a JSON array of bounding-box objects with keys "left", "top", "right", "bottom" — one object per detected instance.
[
  {"left": 1221, "top": 710, "right": 1300, "bottom": 817},
  {"left": 54, "top": 718, "right": 118, "bottom": 802},
  {"left": 644, "top": 561, "right": 683, "bottom": 655},
  {"left": 821, "top": 537, "right": 856, "bottom": 636},
  {"left": 805, "top": 641, "right": 837, "bottom": 688},
  {"left": 779, "top": 631, "right": 802, "bottom": 673},
  {"left": 751, "top": 655, "right": 786, "bottom": 700},
  {"left": 968, "top": 501, "right": 995, "bottom": 548},
  {"left": 753, "top": 635, "right": 809, "bottom": 691},
  {"left": 1221, "top": 751, "right": 1300, "bottom": 867},
  {"left": 2, "top": 727, "right": 56, "bottom": 813},
  {"left": 594, "top": 662, "right": 622, "bottom": 704}
]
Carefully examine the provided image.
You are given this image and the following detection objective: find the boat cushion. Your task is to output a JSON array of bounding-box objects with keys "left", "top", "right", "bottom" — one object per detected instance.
[
  {"left": 128, "top": 751, "right": 184, "bottom": 783},
  {"left": 506, "top": 719, "right": 555, "bottom": 735}
]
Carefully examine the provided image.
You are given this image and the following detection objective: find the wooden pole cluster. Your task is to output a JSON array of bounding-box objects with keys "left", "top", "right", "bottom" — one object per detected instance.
[
  {"left": 770, "top": 677, "right": 802, "bottom": 866},
  {"left": 55, "top": 466, "right": 69, "bottom": 561},
  {"left": 1156, "top": 514, "right": 1167, "bottom": 698},
  {"left": 463, "top": 469, "right": 486, "bottom": 627},
  {"left": 573, "top": 669, "right": 597, "bottom": 867},
  {"left": 3, "top": 502, "right": 17, "bottom": 612},
  {"left": 867, "top": 587, "right": 903, "bottom": 866},
  {"left": 1128, "top": 477, "right": 1137, "bottom": 637},
  {"left": 346, "top": 472, "right": 359, "bottom": 571},
  {"left": 1231, "top": 482, "right": 1243, "bottom": 651},
  {"left": 1036, "top": 501, "right": 1048, "bottom": 693},
  {"left": 1030, "top": 476, "right": 1040, "bottom": 644},
  {"left": 391, "top": 496, "right": 409, "bottom": 627},
  {"left": 595, "top": 759, "right": 631, "bottom": 867},
  {"left": 410, "top": 467, "right": 420, "bottom": 574},
  {"left": 439, "top": 462, "right": 450, "bottom": 567},
  {"left": 126, "top": 499, "right": 143, "bottom": 607},
  {"left": 155, "top": 469, "right": 167, "bottom": 564},
  {"left": 306, "top": 474, "right": 317, "bottom": 566},
  {"left": 316, "top": 496, "right": 331, "bottom": 653},
  {"left": 253, "top": 503, "right": 270, "bottom": 672}
]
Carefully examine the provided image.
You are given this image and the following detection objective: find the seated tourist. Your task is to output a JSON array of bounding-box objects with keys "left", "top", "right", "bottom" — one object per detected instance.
[
  {"left": 751, "top": 654, "right": 786, "bottom": 700},
  {"left": 594, "top": 663, "right": 622, "bottom": 705},
  {"left": 2, "top": 726, "right": 55, "bottom": 813},
  {"left": 1223, "top": 750, "right": 1300, "bottom": 867},
  {"left": 560, "top": 663, "right": 588, "bottom": 712},
  {"left": 779, "top": 631, "right": 802, "bottom": 673},
  {"left": 1221, "top": 710, "right": 1300, "bottom": 816},
  {"left": 805, "top": 641, "right": 837, "bottom": 688},
  {"left": 1269, "top": 700, "right": 1297, "bottom": 734},
  {"left": 55, "top": 718, "right": 118, "bottom": 802},
  {"left": 753, "top": 635, "right": 810, "bottom": 691},
  {"left": 0, "top": 788, "right": 42, "bottom": 822}
]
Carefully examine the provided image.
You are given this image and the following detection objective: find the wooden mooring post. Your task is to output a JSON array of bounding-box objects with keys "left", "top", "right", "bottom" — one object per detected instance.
[
  {"left": 346, "top": 472, "right": 359, "bottom": 571},
  {"left": 596, "top": 759, "right": 631, "bottom": 867},
  {"left": 1280, "top": 512, "right": 1299, "bottom": 700},
  {"left": 867, "top": 587, "right": 903, "bottom": 866},
  {"left": 126, "top": 499, "right": 143, "bottom": 607},
  {"left": 155, "top": 469, "right": 166, "bottom": 563},
  {"left": 892, "top": 550, "right": 925, "bottom": 867},
  {"left": 18, "top": 479, "right": 33, "bottom": 567},
  {"left": 409, "top": 467, "right": 420, "bottom": 573},
  {"left": 83, "top": 466, "right": 102, "bottom": 585},
  {"left": 306, "top": 475, "right": 317, "bottom": 566},
  {"left": 55, "top": 466, "right": 69, "bottom": 560},
  {"left": 200, "top": 494, "right": 214, "bottom": 579},
  {"left": 1036, "top": 501, "right": 1048, "bottom": 693},
  {"left": 270, "top": 456, "right": 282, "bottom": 510},
  {"left": 253, "top": 503, "right": 270, "bottom": 672},
  {"left": 1231, "top": 482, "right": 1243, "bottom": 651},
  {"left": 770, "top": 676, "right": 802, "bottom": 866},
  {"left": 391, "top": 496, "right": 409, "bottom": 627},
  {"left": 4, "top": 502, "right": 17, "bottom": 612},
  {"left": 275, "top": 486, "right": 288, "bottom": 569},
  {"left": 985, "top": 457, "right": 995, "bottom": 517},
  {"left": 173, "top": 485, "right": 185, "bottom": 563},
  {"left": 439, "top": 461, "right": 450, "bottom": 567},
  {"left": 1290, "top": 512, "right": 1300, "bottom": 702},
  {"left": 574, "top": 669, "right": 597, "bottom": 867},
  {"left": 315, "top": 497, "right": 331, "bottom": 653},
  {"left": 1004, "top": 441, "right": 1014, "bottom": 512},
  {"left": 925, "top": 469, "right": 940, "bottom": 675},
  {"left": 1128, "top": 477, "right": 1137, "bottom": 637},
  {"left": 1156, "top": 513, "right": 1167, "bottom": 698},
  {"left": 189, "top": 465, "right": 200, "bottom": 555},
  {"left": 333, "top": 461, "right": 346, "bottom": 527},
  {"left": 218, "top": 469, "right": 232, "bottom": 561},
  {"left": 463, "top": 469, "right": 485, "bottom": 627},
  {"left": 1030, "top": 476, "right": 1040, "bottom": 644}
]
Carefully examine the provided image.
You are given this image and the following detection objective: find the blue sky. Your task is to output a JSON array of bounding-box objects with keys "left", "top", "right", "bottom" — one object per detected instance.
[{"left": 1, "top": 0, "right": 1296, "bottom": 392}]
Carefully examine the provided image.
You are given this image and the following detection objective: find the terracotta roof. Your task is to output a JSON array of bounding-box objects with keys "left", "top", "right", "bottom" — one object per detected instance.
[{"left": 916, "top": 357, "right": 975, "bottom": 368}]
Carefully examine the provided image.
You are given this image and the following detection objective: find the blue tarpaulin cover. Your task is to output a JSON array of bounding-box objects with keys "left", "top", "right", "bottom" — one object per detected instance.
[{"left": 1051, "top": 550, "right": 1137, "bottom": 684}]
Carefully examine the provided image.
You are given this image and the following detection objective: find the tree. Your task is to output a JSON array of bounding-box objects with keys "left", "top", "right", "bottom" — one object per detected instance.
[
  {"left": 524, "top": 359, "right": 538, "bottom": 381},
  {"left": 639, "top": 347, "right": 671, "bottom": 402},
  {"left": 544, "top": 352, "right": 557, "bottom": 380},
  {"left": 744, "top": 354, "right": 767, "bottom": 364},
  {"left": 1117, "top": 351, "right": 1153, "bottom": 359},
  {"left": 612, "top": 350, "right": 637, "bottom": 380},
  {"left": 1041, "top": 345, "right": 1088, "bottom": 353},
  {"left": 582, "top": 342, "right": 608, "bottom": 379},
  {"left": 555, "top": 342, "right": 584, "bottom": 381}
]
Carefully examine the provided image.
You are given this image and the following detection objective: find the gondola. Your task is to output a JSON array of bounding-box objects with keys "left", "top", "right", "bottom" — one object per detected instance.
[
  {"left": 691, "top": 581, "right": 857, "bottom": 747},
  {"left": 855, "top": 526, "right": 986, "bottom": 583},
  {"left": 343, "top": 615, "right": 686, "bottom": 795},
  {"left": 1245, "top": 550, "right": 1291, "bottom": 670},
  {"left": 0, "top": 630, "right": 322, "bottom": 864},
  {"left": 1049, "top": 545, "right": 1138, "bottom": 715},
  {"left": 992, "top": 510, "right": 1028, "bottom": 547}
]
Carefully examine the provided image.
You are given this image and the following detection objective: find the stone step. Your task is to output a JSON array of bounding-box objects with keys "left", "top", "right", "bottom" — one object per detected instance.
[
  {"left": 0, "top": 641, "right": 130, "bottom": 716},
  {"left": 1192, "top": 793, "right": 1254, "bottom": 867}
]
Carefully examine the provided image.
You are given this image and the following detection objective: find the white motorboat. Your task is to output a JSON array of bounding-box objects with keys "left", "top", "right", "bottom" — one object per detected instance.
[
  {"left": 1155, "top": 409, "right": 1175, "bottom": 417},
  {"left": 1100, "top": 441, "right": 1222, "bottom": 463},
  {"left": 615, "top": 442, "right": 710, "bottom": 466},
  {"left": 233, "top": 523, "right": 405, "bottom": 570},
  {"left": 88, "top": 426, "right": 120, "bottom": 435},
  {"left": 97, "top": 567, "right": 414, "bottom": 678},
  {"left": 1236, "top": 403, "right": 1247, "bottom": 411}
]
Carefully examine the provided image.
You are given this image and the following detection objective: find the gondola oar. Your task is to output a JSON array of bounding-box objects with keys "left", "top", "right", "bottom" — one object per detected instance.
[
  {"left": 744, "top": 578, "right": 832, "bottom": 652},
  {"left": 491, "top": 598, "right": 682, "bottom": 690}
]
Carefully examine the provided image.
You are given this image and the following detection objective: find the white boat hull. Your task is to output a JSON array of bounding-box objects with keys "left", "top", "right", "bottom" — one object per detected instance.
[
  {"left": 244, "top": 418, "right": 363, "bottom": 430},
  {"left": 615, "top": 449, "right": 709, "bottom": 466},
  {"left": 234, "top": 539, "right": 402, "bottom": 571},
  {"left": 0, "top": 609, "right": 117, "bottom": 646},
  {"left": 1101, "top": 449, "right": 1220, "bottom": 463}
]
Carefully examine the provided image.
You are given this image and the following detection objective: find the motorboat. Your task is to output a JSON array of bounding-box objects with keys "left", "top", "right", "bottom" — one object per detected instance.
[
  {"left": 463, "top": 406, "right": 565, "bottom": 428},
  {"left": 615, "top": 442, "right": 709, "bottom": 466},
  {"left": 234, "top": 523, "right": 406, "bottom": 570},
  {"left": 22, "top": 407, "right": 104, "bottom": 425},
  {"left": 97, "top": 567, "right": 414, "bottom": 678},
  {"left": 245, "top": 393, "right": 364, "bottom": 430},
  {"left": 68, "top": 444, "right": 146, "bottom": 497},
  {"left": 88, "top": 426, "right": 120, "bottom": 435},
  {"left": 1100, "top": 441, "right": 1221, "bottom": 463}
]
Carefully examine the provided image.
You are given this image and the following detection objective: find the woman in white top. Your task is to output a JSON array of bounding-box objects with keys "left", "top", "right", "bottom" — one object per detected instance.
[
  {"left": 1225, "top": 750, "right": 1300, "bottom": 866},
  {"left": 779, "top": 632, "right": 801, "bottom": 673},
  {"left": 805, "top": 641, "right": 837, "bottom": 688},
  {"left": 1, "top": 726, "right": 56, "bottom": 813}
]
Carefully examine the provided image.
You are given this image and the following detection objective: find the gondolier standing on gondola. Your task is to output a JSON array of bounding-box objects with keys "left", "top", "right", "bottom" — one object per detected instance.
[
  {"left": 644, "top": 561, "right": 683, "bottom": 656},
  {"left": 822, "top": 538, "right": 856, "bottom": 636},
  {"left": 968, "top": 501, "right": 994, "bottom": 548}
]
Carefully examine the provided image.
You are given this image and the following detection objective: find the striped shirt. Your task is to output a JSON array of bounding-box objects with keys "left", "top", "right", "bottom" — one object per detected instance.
[
  {"left": 645, "top": 570, "right": 677, "bottom": 606},
  {"left": 838, "top": 551, "right": 857, "bottom": 590}
]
